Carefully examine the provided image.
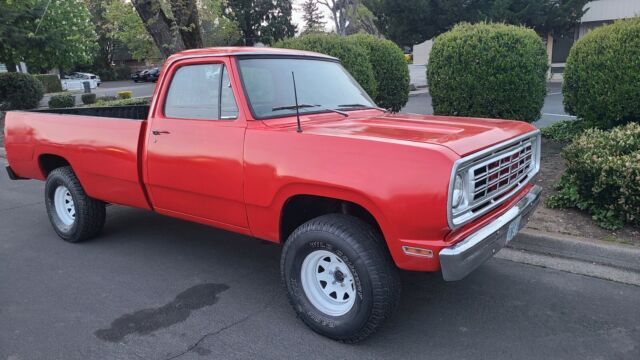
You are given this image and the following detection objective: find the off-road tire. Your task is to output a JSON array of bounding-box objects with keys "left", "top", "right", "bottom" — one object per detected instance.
[
  {"left": 45, "top": 166, "right": 106, "bottom": 242},
  {"left": 281, "top": 214, "right": 401, "bottom": 343}
]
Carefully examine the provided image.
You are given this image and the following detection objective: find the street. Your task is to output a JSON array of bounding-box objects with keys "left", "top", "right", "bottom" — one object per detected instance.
[
  {"left": 40, "top": 80, "right": 156, "bottom": 108},
  {"left": 1, "top": 169, "right": 639, "bottom": 359}
]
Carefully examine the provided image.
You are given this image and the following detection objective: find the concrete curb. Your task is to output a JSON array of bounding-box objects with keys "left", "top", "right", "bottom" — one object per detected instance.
[{"left": 509, "top": 229, "right": 640, "bottom": 273}]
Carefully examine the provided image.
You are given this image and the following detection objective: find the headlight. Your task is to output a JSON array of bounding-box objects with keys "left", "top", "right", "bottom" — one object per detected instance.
[{"left": 452, "top": 174, "right": 465, "bottom": 209}]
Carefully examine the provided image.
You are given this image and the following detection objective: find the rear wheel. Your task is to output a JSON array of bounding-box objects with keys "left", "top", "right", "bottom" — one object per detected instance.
[
  {"left": 281, "top": 214, "right": 400, "bottom": 343},
  {"left": 45, "top": 166, "right": 106, "bottom": 242}
]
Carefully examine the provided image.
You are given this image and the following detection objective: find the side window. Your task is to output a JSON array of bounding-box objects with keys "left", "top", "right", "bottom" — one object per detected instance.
[
  {"left": 164, "top": 63, "right": 223, "bottom": 120},
  {"left": 220, "top": 66, "right": 239, "bottom": 119}
]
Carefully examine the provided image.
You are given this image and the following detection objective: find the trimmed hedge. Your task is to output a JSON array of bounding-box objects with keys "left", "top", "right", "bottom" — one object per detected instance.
[
  {"left": 0, "top": 72, "right": 44, "bottom": 110},
  {"left": 48, "top": 94, "right": 75, "bottom": 108},
  {"left": 274, "top": 33, "right": 378, "bottom": 100},
  {"left": 118, "top": 91, "right": 133, "bottom": 99},
  {"left": 347, "top": 33, "right": 410, "bottom": 112},
  {"left": 90, "top": 97, "right": 151, "bottom": 107},
  {"left": 33, "top": 74, "right": 63, "bottom": 93},
  {"left": 540, "top": 120, "right": 590, "bottom": 142},
  {"left": 81, "top": 93, "right": 97, "bottom": 105},
  {"left": 547, "top": 123, "right": 640, "bottom": 229},
  {"left": 563, "top": 17, "right": 640, "bottom": 129},
  {"left": 427, "top": 23, "right": 548, "bottom": 122},
  {"left": 96, "top": 96, "right": 117, "bottom": 102}
]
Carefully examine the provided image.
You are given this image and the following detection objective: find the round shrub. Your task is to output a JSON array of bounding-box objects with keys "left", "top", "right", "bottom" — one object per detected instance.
[
  {"left": 563, "top": 17, "right": 640, "bottom": 129},
  {"left": 48, "top": 94, "right": 75, "bottom": 108},
  {"left": 118, "top": 91, "right": 133, "bottom": 99},
  {"left": 274, "top": 33, "right": 377, "bottom": 99},
  {"left": 547, "top": 123, "right": 640, "bottom": 229},
  {"left": 81, "top": 93, "right": 97, "bottom": 105},
  {"left": 0, "top": 72, "right": 44, "bottom": 110},
  {"left": 33, "top": 74, "right": 63, "bottom": 93},
  {"left": 427, "top": 23, "right": 548, "bottom": 122},
  {"left": 347, "top": 33, "right": 409, "bottom": 112}
]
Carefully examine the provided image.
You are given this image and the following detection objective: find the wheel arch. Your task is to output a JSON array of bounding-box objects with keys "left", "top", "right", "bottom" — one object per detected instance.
[{"left": 39, "top": 154, "right": 72, "bottom": 177}]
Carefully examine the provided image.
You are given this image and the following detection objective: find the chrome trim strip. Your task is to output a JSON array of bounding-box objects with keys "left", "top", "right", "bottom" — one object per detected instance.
[
  {"left": 440, "top": 185, "right": 542, "bottom": 281},
  {"left": 447, "top": 130, "right": 541, "bottom": 229}
]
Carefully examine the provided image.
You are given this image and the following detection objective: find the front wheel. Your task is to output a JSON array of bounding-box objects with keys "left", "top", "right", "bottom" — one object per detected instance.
[
  {"left": 45, "top": 166, "right": 106, "bottom": 242},
  {"left": 281, "top": 214, "right": 400, "bottom": 343}
]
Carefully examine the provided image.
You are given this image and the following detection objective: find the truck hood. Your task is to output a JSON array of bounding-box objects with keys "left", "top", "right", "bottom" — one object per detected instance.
[{"left": 278, "top": 112, "right": 537, "bottom": 156}]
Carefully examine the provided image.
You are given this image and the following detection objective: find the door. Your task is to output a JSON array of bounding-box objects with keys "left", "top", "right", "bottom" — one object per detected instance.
[{"left": 144, "top": 58, "right": 248, "bottom": 229}]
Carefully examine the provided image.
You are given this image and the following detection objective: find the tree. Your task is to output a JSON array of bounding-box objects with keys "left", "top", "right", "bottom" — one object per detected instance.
[
  {"left": 318, "top": 0, "right": 355, "bottom": 36},
  {"left": 301, "top": 0, "right": 325, "bottom": 34},
  {"left": 131, "top": 0, "right": 203, "bottom": 57},
  {"left": 29, "top": 0, "right": 98, "bottom": 72},
  {"left": 225, "top": 0, "right": 296, "bottom": 45},
  {"left": 0, "top": 0, "right": 44, "bottom": 72},
  {"left": 363, "top": 0, "right": 589, "bottom": 47},
  {"left": 199, "top": 0, "right": 242, "bottom": 46},
  {"left": 103, "top": 0, "right": 160, "bottom": 62}
]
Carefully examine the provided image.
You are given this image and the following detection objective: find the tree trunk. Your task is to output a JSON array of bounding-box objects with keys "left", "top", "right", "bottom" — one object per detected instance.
[
  {"left": 132, "top": 0, "right": 185, "bottom": 58},
  {"left": 169, "top": 0, "right": 203, "bottom": 49},
  {"left": 5, "top": 58, "right": 17, "bottom": 73}
]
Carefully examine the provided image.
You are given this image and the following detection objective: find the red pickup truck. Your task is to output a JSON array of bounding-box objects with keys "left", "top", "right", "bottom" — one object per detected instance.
[{"left": 4, "top": 47, "right": 541, "bottom": 342}]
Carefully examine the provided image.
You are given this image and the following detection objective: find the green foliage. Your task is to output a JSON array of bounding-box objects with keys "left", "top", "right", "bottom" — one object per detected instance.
[
  {"left": 363, "top": 0, "right": 588, "bottom": 47},
  {"left": 118, "top": 91, "right": 133, "bottom": 99},
  {"left": 0, "top": 0, "right": 44, "bottom": 70},
  {"left": 540, "top": 120, "right": 591, "bottom": 142},
  {"left": 26, "top": 0, "right": 98, "bottom": 72},
  {"left": 547, "top": 123, "right": 640, "bottom": 229},
  {"left": 347, "top": 33, "right": 409, "bottom": 112},
  {"left": 0, "top": 72, "right": 44, "bottom": 110},
  {"left": 48, "top": 94, "right": 76, "bottom": 109},
  {"left": 427, "top": 22, "right": 548, "bottom": 122},
  {"left": 81, "top": 93, "right": 97, "bottom": 105},
  {"left": 96, "top": 96, "right": 118, "bottom": 102},
  {"left": 300, "top": 0, "right": 325, "bottom": 35},
  {"left": 90, "top": 97, "right": 151, "bottom": 107},
  {"left": 103, "top": 0, "right": 160, "bottom": 62},
  {"left": 225, "top": 0, "right": 296, "bottom": 45},
  {"left": 200, "top": 0, "right": 242, "bottom": 46},
  {"left": 33, "top": 74, "right": 63, "bottom": 94},
  {"left": 563, "top": 17, "right": 640, "bottom": 129},
  {"left": 274, "top": 33, "right": 377, "bottom": 99}
]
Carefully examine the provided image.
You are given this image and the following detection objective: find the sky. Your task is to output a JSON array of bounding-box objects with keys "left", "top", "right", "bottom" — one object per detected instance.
[{"left": 291, "top": 0, "right": 334, "bottom": 33}]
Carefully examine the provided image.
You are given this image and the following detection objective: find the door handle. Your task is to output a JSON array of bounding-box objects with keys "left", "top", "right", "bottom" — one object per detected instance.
[{"left": 152, "top": 130, "right": 170, "bottom": 135}]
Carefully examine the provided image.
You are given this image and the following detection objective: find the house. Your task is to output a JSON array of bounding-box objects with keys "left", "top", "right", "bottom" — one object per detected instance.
[{"left": 548, "top": 0, "right": 640, "bottom": 79}]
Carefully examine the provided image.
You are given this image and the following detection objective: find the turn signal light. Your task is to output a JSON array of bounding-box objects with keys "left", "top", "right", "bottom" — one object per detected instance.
[{"left": 402, "top": 246, "right": 433, "bottom": 258}]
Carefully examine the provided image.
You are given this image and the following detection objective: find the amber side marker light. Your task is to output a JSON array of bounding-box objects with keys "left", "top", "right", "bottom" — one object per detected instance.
[{"left": 402, "top": 246, "right": 434, "bottom": 258}]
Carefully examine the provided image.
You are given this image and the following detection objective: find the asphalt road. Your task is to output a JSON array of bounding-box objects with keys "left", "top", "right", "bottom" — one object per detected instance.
[
  {"left": 1, "top": 168, "right": 639, "bottom": 360},
  {"left": 401, "top": 82, "right": 575, "bottom": 128}
]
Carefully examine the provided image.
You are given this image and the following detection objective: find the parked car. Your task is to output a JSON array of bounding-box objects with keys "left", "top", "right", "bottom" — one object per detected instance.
[
  {"left": 130, "top": 70, "right": 147, "bottom": 82},
  {"left": 4, "top": 47, "right": 541, "bottom": 343},
  {"left": 143, "top": 67, "right": 159, "bottom": 82},
  {"left": 65, "top": 72, "right": 101, "bottom": 86}
]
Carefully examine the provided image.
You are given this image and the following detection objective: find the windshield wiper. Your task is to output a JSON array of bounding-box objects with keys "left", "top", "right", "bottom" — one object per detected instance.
[
  {"left": 337, "top": 103, "right": 387, "bottom": 112},
  {"left": 273, "top": 104, "right": 349, "bottom": 117},
  {"left": 272, "top": 104, "right": 319, "bottom": 111}
]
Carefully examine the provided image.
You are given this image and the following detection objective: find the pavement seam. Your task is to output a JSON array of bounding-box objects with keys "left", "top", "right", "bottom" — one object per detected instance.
[{"left": 163, "top": 290, "right": 280, "bottom": 360}]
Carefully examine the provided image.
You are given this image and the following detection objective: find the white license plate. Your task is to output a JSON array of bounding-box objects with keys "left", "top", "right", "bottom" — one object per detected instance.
[{"left": 506, "top": 216, "right": 521, "bottom": 243}]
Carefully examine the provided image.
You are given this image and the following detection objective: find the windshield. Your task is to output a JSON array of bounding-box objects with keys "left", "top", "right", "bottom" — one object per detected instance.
[{"left": 238, "top": 57, "right": 376, "bottom": 119}]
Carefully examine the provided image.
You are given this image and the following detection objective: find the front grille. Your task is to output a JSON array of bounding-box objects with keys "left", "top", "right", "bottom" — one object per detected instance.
[
  {"left": 470, "top": 140, "right": 533, "bottom": 203},
  {"left": 449, "top": 132, "right": 540, "bottom": 228}
]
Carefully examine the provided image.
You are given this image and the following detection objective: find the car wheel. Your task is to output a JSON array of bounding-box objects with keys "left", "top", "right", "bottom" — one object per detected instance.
[
  {"left": 45, "top": 166, "right": 106, "bottom": 243},
  {"left": 281, "top": 214, "right": 400, "bottom": 343}
]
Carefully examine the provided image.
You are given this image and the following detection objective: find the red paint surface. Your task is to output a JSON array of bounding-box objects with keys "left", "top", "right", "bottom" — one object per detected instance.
[{"left": 4, "top": 47, "right": 538, "bottom": 271}]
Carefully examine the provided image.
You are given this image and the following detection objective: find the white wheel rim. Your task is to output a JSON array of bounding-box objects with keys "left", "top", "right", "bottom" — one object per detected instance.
[
  {"left": 300, "top": 250, "right": 356, "bottom": 316},
  {"left": 54, "top": 186, "right": 75, "bottom": 226}
]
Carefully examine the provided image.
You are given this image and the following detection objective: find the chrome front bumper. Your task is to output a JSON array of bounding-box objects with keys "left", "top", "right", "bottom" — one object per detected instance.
[{"left": 440, "top": 185, "right": 542, "bottom": 281}]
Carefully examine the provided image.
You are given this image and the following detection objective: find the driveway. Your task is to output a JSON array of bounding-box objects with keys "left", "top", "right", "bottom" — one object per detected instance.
[{"left": 1, "top": 170, "right": 639, "bottom": 360}]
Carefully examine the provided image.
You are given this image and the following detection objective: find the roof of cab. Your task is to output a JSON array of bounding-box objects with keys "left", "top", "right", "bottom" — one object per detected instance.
[{"left": 168, "top": 46, "right": 338, "bottom": 62}]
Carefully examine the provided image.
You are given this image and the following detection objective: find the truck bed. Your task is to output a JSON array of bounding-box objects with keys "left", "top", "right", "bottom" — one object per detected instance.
[{"left": 4, "top": 109, "right": 151, "bottom": 210}]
